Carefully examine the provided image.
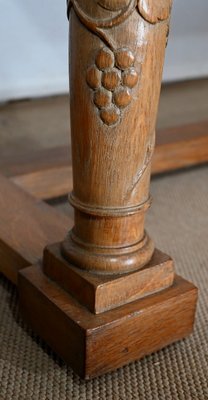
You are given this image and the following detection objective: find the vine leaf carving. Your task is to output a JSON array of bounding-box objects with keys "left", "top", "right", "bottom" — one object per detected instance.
[{"left": 137, "top": 0, "right": 173, "bottom": 24}]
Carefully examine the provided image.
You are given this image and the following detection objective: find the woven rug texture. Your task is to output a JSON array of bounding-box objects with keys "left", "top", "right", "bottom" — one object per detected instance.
[{"left": 0, "top": 165, "right": 207, "bottom": 400}]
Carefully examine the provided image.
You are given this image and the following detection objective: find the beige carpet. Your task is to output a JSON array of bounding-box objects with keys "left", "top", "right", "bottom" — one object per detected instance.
[{"left": 0, "top": 165, "right": 207, "bottom": 399}]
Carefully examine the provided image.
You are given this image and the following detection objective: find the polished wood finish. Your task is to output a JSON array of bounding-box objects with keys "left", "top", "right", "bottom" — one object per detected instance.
[
  {"left": 43, "top": 244, "right": 174, "bottom": 314},
  {"left": 1, "top": 120, "right": 207, "bottom": 200},
  {"left": 12, "top": 165, "right": 72, "bottom": 200},
  {"left": 63, "top": 0, "right": 173, "bottom": 274},
  {"left": 19, "top": 267, "right": 198, "bottom": 379},
  {"left": 153, "top": 120, "right": 208, "bottom": 173},
  {"left": 0, "top": 146, "right": 70, "bottom": 178},
  {"left": 0, "top": 174, "right": 71, "bottom": 284},
  {"left": 17, "top": 0, "right": 198, "bottom": 379}
]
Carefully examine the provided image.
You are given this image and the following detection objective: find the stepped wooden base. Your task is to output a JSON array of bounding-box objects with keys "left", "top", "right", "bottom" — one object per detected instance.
[
  {"left": 43, "top": 244, "right": 174, "bottom": 313},
  {"left": 19, "top": 266, "right": 198, "bottom": 379}
]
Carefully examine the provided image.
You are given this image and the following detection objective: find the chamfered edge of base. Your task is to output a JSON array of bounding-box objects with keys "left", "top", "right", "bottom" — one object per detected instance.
[{"left": 18, "top": 265, "right": 198, "bottom": 379}]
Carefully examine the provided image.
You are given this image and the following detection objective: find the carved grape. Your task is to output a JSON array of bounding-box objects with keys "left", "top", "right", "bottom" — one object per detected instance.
[
  {"left": 122, "top": 67, "right": 139, "bottom": 88},
  {"left": 100, "top": 105, "right": 120, "bottom": 126},
  {"left": 102, "top": 68, "right": 121, "bottom": 91},
  {"left": 96, "top": 48, "right": 115, "bottom": 70},
  {"left": 86, "top": 65, "right": 102, "bottom": 89},
  {"left": 115, "top": 48, "right": 135, "bottom": 70},
  {"left": 94, "top": 88, "right": 112, "bottom": 109},
  {"left": 113, "top": 87, "right": 131, "bottom": 108},
  {"left": 86, "top": 46, "right": 140, "bottom": 126}
]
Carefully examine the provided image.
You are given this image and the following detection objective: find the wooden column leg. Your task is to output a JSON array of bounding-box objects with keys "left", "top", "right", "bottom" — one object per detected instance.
[{"left": 19, "top": 0, "right": 198, "bottom": 379}]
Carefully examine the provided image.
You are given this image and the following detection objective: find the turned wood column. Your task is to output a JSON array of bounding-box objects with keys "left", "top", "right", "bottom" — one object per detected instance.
[{"left": 62, "top": 0, "right": 172, "bottom": 274}]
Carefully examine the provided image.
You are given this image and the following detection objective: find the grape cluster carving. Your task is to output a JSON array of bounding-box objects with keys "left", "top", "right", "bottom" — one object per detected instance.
[{"left": 86, "top": 47, "right": 139, "bottom": 126}]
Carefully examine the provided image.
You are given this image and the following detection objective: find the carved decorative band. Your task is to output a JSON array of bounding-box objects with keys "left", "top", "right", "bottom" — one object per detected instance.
[{"left": 69, "top": 193, "right": 152, "bottom": 217}]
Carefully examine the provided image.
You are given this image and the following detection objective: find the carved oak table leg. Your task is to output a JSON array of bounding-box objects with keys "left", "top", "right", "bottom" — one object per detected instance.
[{"left": 19, "top": 0, "right": 198, "bottom": 379}]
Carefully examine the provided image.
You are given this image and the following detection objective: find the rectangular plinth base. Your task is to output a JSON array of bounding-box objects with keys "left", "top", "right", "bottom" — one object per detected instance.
[
  {"left": 19, "top": 266, "right": 198, "bottom": 379},
  {"left": 43, "top": 244, "right": 174, "bottom": 313}
]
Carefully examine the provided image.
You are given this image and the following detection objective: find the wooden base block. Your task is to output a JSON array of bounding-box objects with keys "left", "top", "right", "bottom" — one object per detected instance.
[
  {"left": 43, "top": 243, "right": 174, "bottom": 313},
  {"left": 19, "top": 266, "right": 198, "bottom": 379}
]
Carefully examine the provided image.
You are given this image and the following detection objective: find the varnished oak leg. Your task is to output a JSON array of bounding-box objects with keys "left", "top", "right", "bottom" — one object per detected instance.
[{"left": 19, "top": 0, "right": 198, "bottom": 378}]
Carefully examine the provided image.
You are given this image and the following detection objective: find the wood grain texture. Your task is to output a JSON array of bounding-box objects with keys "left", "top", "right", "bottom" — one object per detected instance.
[
  {"left": 153, "top": 121, "right": 208, "bottom": 173},
  {"left": 19, "top": 266, "right": 198, "bottom": 379},
  {"left": 62, "top": 0, "right": 172, "bottom": 274},
  {"left": 0, "top": 146, "right": 71, "bottom": 178},
  {"left": 12, "top": 166, "right": 72, "bottom": 200},
  {"left": 43, "top": 243, "right": 174, "bottom": 314},
  {"left": 0, "top": 174, "right": 72, "bottom": 284},
  {"left": 1, "top": 1, "right": 198, "bottom": 380},
  {"left": 4, "top": 120, "right": 208, "bottom": 201}
]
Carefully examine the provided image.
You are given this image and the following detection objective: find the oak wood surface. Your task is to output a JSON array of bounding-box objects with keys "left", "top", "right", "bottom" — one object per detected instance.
[
  {"left": 19, "top": 266, "right": 198, "bottom": 379},
  {"left": 0, "top": 174, "right": 72, "bottom": 284},
  {"left": 1, "top": 120, "right": 206, "bottom": 200},
  {"left": 43, "top": 243, "right": 174, "bottom": 314},
  {"left": 12, "top": 166, "right": 72, "bottom": 200},
  {"left": 0, "top": 0, "right": 199, "bottom": 380},
  {"left": 1, "top": 79, "right": 207, "bottom": 161},
  {"left": 0, "top": 146, "right": 70, "bottom": 178},
  {"left": 153, "top": 120, "right": 208, "bottom": 173},
  {"left": 61, "top": 0, "right": 173, "bottom": 275}
]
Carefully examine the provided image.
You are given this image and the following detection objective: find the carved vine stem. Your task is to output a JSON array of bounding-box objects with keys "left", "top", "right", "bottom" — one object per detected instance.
[
  {"left": 67, "top": 0, "right": 137, "bottom": 50},
  {"left": 124, "top": 133, "right": 155, "bottom": 201}
]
